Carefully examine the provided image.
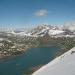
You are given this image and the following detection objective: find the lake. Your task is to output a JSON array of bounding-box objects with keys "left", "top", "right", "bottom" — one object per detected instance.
[{"left": 0, "top": 46, "right": 60, "bottom": 75}]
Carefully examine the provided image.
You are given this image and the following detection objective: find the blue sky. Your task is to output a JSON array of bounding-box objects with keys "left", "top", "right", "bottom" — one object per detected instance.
[{"left": 0, "top": 0, "right": 75, "bottom": 28}]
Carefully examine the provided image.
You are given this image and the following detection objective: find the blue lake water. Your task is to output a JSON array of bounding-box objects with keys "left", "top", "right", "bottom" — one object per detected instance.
[{"left": 0, "top": 46, "right": 60, "bottom": 75}]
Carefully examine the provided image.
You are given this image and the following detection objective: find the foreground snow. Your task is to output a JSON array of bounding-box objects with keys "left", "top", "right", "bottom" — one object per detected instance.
[{"left": 32, "top": 47, "right": 75, "bottom": 75}]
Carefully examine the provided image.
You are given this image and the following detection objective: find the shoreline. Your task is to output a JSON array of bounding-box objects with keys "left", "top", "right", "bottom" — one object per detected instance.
[
  {"left": 0, "top": 45, "right": 59, "bottom": 60},
  {"left": 32, "top": 47, "right": 75, "bottom": 75}
]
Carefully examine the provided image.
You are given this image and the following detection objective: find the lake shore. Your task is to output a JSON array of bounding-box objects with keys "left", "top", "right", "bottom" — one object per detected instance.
[
  {"left": 32, "top": 47, "right": 75, "bottom": 75},
  {"left": 0, "top": 46, "right": 60, "bottom": 75}
]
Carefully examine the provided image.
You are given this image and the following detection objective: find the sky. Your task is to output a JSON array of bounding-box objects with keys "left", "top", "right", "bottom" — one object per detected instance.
[{"left": 0, "top": 0, "right": 75, "bottom": 28}]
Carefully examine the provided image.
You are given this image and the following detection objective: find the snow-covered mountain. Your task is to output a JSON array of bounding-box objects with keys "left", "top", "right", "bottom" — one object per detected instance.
[
  {"left": 26, "top": 24, "right": 75, "bottom": 37},
  {"left": 0, "top": 24, "right": 75, "bottom": 38}
]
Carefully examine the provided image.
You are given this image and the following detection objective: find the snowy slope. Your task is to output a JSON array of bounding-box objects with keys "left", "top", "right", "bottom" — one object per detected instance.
[
  {"left": 48, "top": 29, "right": 64, "bottom": 35},
  {"left": 32, "top": 47, "right": 75, "bottom": 75},
  {"left": 28, "top": 25, "right": 50, "bottom": 37},
  {"left": 8, "top": 30, "right": 33, "bottom": 37}
]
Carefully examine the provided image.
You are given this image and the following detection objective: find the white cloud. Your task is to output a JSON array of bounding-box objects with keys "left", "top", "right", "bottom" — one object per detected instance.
[
  {"left": 34, "top": 9, "right": 48, "bottom": 17},
  {"left": 64, "top": 21, "right": 75, "bottom": 32}
]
